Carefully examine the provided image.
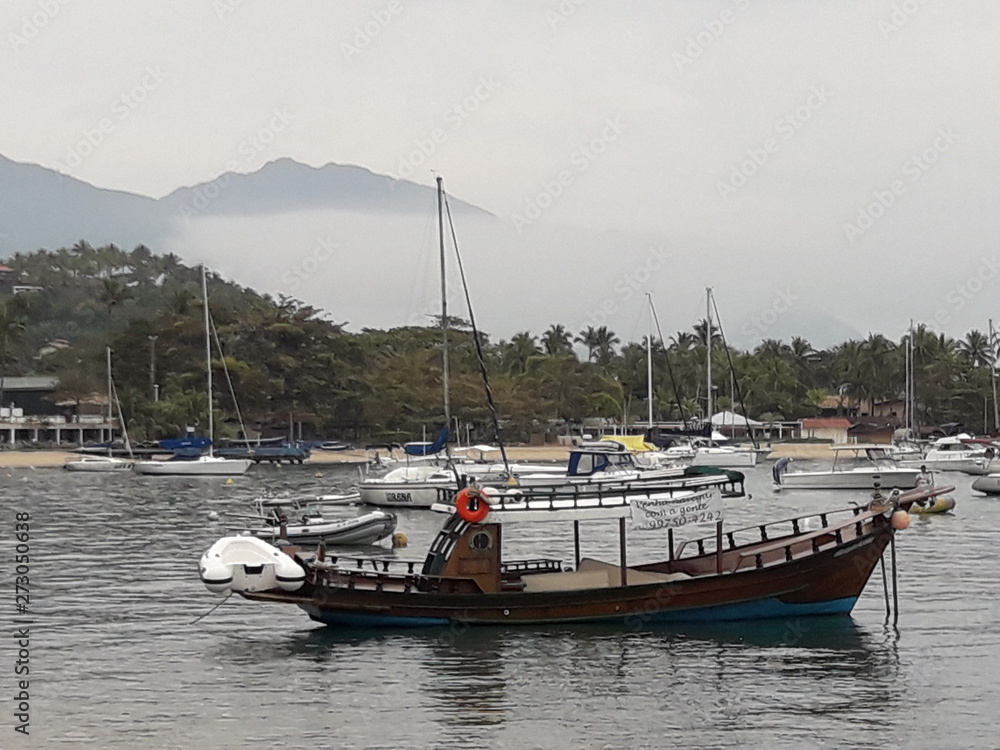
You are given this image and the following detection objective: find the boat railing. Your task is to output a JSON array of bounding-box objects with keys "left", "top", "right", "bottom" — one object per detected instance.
[
  {"left": 438, "top": 473, "right": 744, "bottom": 511},
  {"left": 672, "top": 505, "right": 872, "bottom": 566}
]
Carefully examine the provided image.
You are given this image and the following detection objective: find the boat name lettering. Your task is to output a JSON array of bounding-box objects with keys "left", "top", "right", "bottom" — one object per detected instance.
[{"left": 385, "top": 492, "right": 412, "bottom": 503}]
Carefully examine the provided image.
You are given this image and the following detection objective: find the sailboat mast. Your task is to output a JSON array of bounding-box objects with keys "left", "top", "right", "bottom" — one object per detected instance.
[
  {"left": 106, "top": 345, "right": 113, "bottom": 451},
  {"left": 437, "top": 176, "right": 451, "bottom": 429},
  {"left": 203, "top": 265, "right": 214, "bottom": 456},
  {"left": 706, "top": 287, "right": 713, "bottom": 423},
  {"left": 991, "top": 318, "right": 999, "bottom": 433},
  {"left": 646, "top": 294, "right": 653, "bottom": 430}
]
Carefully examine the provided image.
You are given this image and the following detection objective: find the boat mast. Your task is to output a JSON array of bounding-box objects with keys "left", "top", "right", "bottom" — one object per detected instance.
[
  {"left": 706, "top": 287, "right": 713, "bottom": 424},
  {"left": 106, "top": 345, "right": 113, "bottom": 454},
  {"left": 646, "top": 293, "right": 653, "bottom": 430},
  {"left": 437, "top": 176, "right": 451, "bottom": 432},
  {"left": 991, "top": 318, "right": 999, "bottom": 433},
  {"left": 203, "top": 265, "right": 214, "bottom": 457}
]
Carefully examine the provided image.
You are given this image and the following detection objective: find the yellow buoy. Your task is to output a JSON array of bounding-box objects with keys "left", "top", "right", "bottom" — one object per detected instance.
[
  {"left": 891, "top": 510, "right": 910, "bottom": 530},
  {"left": 225, "top": 478, "right": 234, "bottom": 485},
  {"left": 392, "top": 532, "right": 409, "bottom": 548}
]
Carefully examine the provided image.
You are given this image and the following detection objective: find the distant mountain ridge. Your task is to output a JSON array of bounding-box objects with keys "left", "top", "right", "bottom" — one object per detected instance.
[{"left": 0, "top": 153, "right": 492, "bottom": 256}]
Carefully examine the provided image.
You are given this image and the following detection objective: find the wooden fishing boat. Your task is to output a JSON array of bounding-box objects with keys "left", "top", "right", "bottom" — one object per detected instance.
[{"left": 199, "top": 472, "right": 953, "bottom": 628}]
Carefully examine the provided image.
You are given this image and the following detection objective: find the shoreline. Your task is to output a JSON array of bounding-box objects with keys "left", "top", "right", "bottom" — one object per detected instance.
[{"left": 0, "top": 442, "right": 845, "bottom": 469}]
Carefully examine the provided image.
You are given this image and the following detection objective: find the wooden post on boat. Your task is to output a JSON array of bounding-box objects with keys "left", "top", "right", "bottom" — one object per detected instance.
[
  {"left": 573, "top": 520, "right": 581, "bottom": 568},
  {"left": 618, "top": 517, "right": 628, "bottom": 586},
  {"left": 715, "top": 520, "right": 723, "bottom": 574},
  {"left": 668, "top": 528, "right": 674, "bottom": 562}
]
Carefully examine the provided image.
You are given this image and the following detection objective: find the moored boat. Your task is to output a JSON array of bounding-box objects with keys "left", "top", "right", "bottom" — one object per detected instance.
[
  {"left": 772, "top": 445, "right": 922, "bottom": 490},
  {"left": 244, "top": 502, "right": 398, "bottom": 547},
  {"left": 971, "top": 474, "right": 1000, "bottom": 495},
  {"left": 199, "top": 473, "right": 951, "bottom": 628}
]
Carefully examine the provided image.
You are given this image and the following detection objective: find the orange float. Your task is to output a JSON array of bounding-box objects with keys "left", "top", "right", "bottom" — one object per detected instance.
[{"left": 455, "top": 487, "right": 491, "bottom": 523}]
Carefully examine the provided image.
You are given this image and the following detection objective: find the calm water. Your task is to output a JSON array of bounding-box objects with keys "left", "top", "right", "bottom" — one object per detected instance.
[{"left": 5, "top": 459, "right": 998, "bottom": 749}]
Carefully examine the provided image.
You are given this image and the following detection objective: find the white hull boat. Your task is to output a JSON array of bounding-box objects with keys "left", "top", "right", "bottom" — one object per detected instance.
[
  {"left": 359, "top": 465, "right": 460, "bottom": 508},
  {"left": 64, "top": 456, "right": 133, "bottom": 472},
  {"left": 199, "top": 536, "right": 306, "bottom": 595},
  {"left": 247, "top": 510, "right": 398, "bottom": 546},
  {"left": 900, "top": 456, "right": 992, "bottom": 475},
  {"left": 133, "top": 455, "right": 253, "bottom": 476},
  {"left": 776, "top": 467, "right": 920, "bottom": 490},
  {"left": 773, "top": 445, "right": 921, "bottom": 490},
  {"left": 691, "top": 447, "right": 759, "bottom": 468}
]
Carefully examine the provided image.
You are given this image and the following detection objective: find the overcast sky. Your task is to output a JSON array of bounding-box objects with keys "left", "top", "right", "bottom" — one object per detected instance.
[{"left": 4, "top": 1, "right": 1000, "bottom": 348}]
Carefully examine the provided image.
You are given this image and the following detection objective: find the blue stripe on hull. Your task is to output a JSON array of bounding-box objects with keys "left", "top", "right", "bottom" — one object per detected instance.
[
  {"left": 640, "top": 596, "right": 858, "bottom": 623},
  {"left": 309, "top": 611, "right": 450, "bottom": 628},
  {"left": 307, "top": 596, "right": 858, "bottom": 628}
]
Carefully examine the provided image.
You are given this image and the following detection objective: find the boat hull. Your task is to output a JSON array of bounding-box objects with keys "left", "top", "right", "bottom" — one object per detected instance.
[
  {"left": 250, "top": 512, "right": 397, "bottom": 546},
  {"left": 133, "top": 457, "right": 253, "bottom": 476},
  {"left": 359, "top": 481, "right": 453, "bottom": 508},
  {"left": 971, "top": 475, "right": 1000, "bottom": 495},
  {"left": 691, "top": 451, "right": 758, "bottom": 468},
  {"left": 901, "top": 458, "right": 992, "bottom": 475},
  {"left": 778, "top": 468, "right": 920, "bottom": 490},
  {"left": 64, "top": 458, "right": 133, "bottom": 472}
]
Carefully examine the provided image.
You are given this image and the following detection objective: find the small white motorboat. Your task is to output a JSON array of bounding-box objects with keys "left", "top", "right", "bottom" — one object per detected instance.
[
  {"left": 199, "top": 536, "right": 306, "bottom": 595},
  {"left": 64, "top": 455, "right": 133, "bottom": 472},
  {"left": 772, "top": 445, "right": 922, "bottom": 490}
]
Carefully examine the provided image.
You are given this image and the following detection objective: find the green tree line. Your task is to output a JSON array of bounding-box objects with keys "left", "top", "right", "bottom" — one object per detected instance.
[{"left": 1, "top": 243, "right": 996, "bottom": 441}]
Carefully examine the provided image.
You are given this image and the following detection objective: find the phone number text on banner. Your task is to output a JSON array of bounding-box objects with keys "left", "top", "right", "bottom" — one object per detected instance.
[{"left": 630, "top": 488, "right": 724, "bottom": 531}]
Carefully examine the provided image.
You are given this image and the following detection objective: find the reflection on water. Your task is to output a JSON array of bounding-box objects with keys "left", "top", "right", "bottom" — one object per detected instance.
[{"left": 5, "top": 463, "right": 995, "bottom": 747}]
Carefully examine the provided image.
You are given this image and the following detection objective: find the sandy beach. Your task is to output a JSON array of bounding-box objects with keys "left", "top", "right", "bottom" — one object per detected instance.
[{"left": 0, "top": 442, "right": 842, "bottom": 469}]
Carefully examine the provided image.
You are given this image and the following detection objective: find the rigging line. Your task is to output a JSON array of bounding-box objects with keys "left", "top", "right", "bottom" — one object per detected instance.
[
  {"left": 210, "top": 313, "right": 251, "bottom": 448},
  {"left": 709, "top": 294, "right": 759, "bottom": 449},
  {"left": 442, "top": 191, "right": 511, "bottom": 475},
  {"left": 649, "top": 297, "right": 689, "bottom": 428},
  {"left": 190, "top": 591, "right": 233, "bottom": 625}
]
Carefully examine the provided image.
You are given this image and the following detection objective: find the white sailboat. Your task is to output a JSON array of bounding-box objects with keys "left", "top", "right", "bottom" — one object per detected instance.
[
  {"left": 133, "top": 266, "right": 252, "bottom": 477},
  {"left": 64, "top": 347, "right": 134, "bottom": 472}
]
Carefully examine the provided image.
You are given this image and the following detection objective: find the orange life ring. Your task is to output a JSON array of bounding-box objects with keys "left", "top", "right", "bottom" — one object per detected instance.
[{"left": 455, "top": 487, "right": 490, "bottom": 523}]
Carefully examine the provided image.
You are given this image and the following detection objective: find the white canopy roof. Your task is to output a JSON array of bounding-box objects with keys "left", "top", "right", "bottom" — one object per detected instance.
[{"left": 711, "top": 411, "right": 763, "bottom": 427}]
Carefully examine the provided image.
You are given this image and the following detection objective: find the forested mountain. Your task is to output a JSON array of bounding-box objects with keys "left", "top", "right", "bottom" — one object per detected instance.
[{"left": 1, "top": 243, "right": 995, "bottom": 442}]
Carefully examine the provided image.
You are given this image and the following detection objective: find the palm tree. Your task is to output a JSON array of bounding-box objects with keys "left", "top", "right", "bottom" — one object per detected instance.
[
  {"left": 958, "top": 329, "right": 992, "bottom": 368},
  {"left": 540, "top": 324, "right": 574, "bottom": 357},
  {"left": 593, "top": 326, "right": 620, "bottom": 366},
  {"left": 575, "top": 326, "right": 600, "bottom": 362}
]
